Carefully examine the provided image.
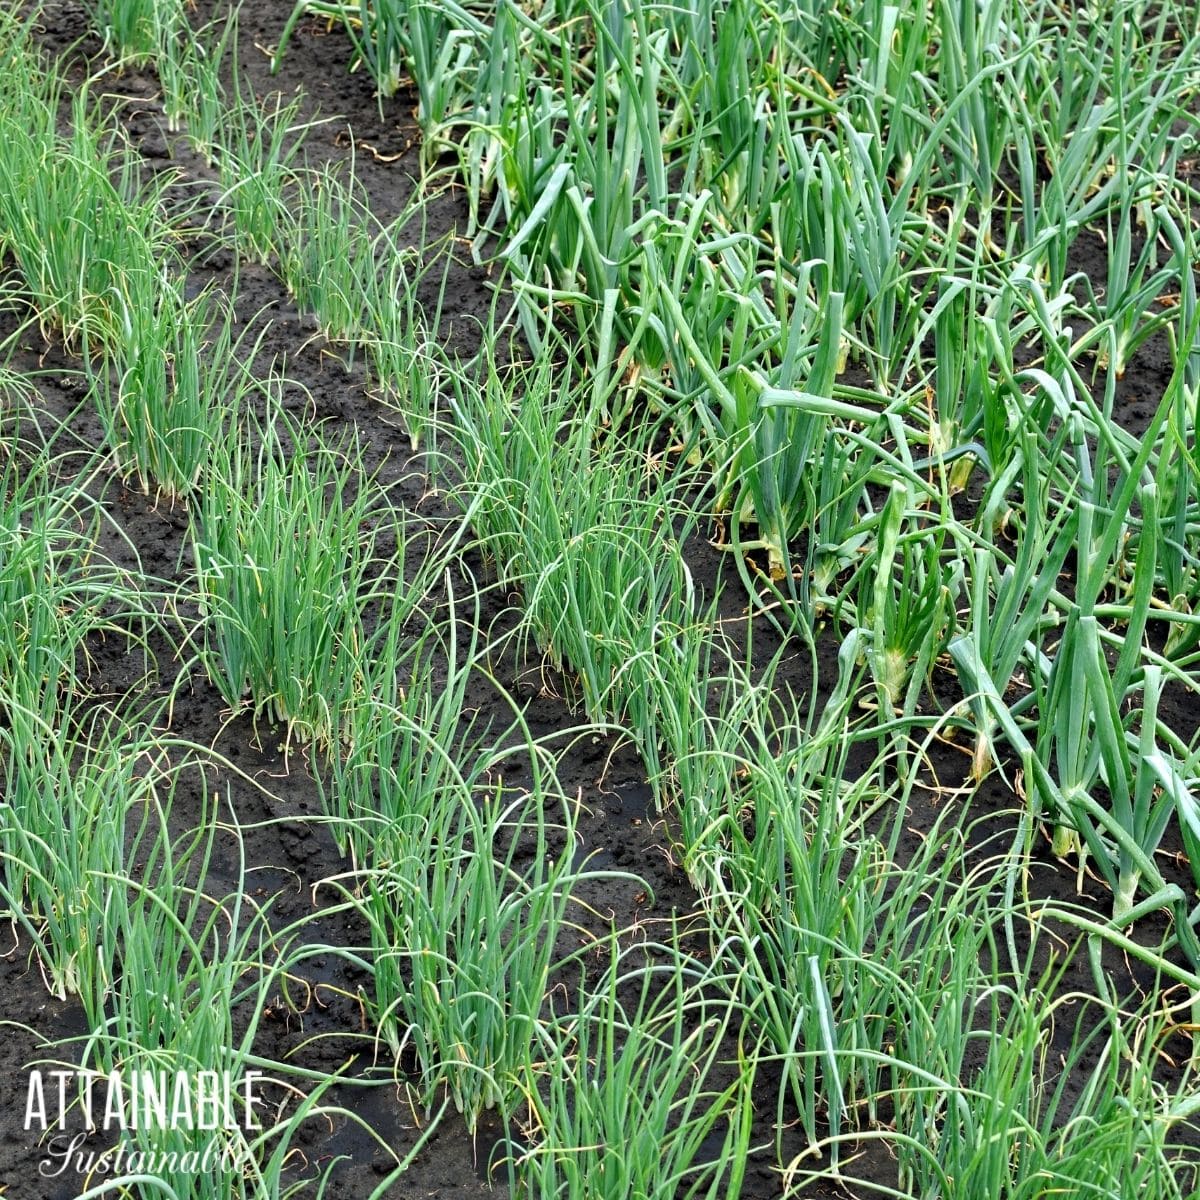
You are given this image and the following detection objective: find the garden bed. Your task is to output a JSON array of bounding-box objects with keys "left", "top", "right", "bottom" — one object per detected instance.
[{"left": 2, "top": 2, "right": 1200, "bottom": 1198}]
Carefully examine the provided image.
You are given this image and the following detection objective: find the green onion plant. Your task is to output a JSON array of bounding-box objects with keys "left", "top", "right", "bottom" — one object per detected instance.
[
  {"left": 513, "top": 938, "right": 754, "bottom": 1200},
  {"left": 191, "top": 401, "right": 392, "bottom": 749}
]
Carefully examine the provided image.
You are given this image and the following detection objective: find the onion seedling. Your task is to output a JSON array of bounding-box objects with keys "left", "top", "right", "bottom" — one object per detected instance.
[
  {"left": 87, "top": 0, "right": 181, "bottom": 68},
  {"left": 159, "top": 13, "right": 236, "bottom": 161},
  {"left": 215, "top": 80, "right": 309, "bottom": 267},
  {"left": 191, "top": 402, "right": 392, "bottom": 749},
  {"left": 86, "top": 280, "right": 260, "bottom": 500},
  {"left": 446, "top": 344, "right": 704, "bottom": 748},
  {"left": 0, "top": 83, "right": 178, "bottom": 352},
  {"left": 513, "top": 938, "right": 754, "bottom": 1200},
  {"left": 361, "top": 217, "right": 453, "bottom": 451},
  {"left": 322, "top": 775, "right": 608, "bottom": 1132},
  {"left": 0, "top": 699, "right": 176, "bottom": 1003},
  {"left": 281, "top": 164, "right": 375, "bottom": 348},
  {"left": 317, "top": 568, "right": 481, "bottom": 866},
  {"left": 1, "top": 451, "right": 104, "bottom": 727}
]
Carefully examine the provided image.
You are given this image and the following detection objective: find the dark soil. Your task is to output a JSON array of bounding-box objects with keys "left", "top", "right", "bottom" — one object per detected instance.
[{"left": 1, "top": 3, "right": 1198, "bottom": 1198}]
